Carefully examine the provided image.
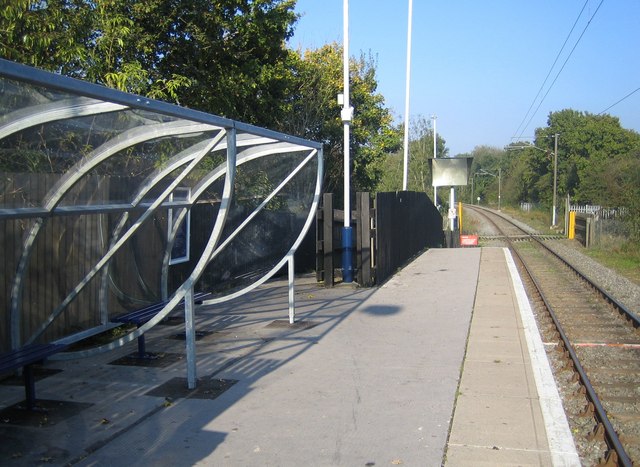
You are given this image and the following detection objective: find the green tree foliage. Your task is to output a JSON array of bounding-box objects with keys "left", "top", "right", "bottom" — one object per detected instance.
[
  {"left": 0, "top": 0, "right": 297, "bottom": 109},
  {"left": 379, "top": 116, "right": 447, "bottom": 197},
  {"left": 129, "top": 0, "right": 299, "bottom": 125},
  {"left": 532, "top": 109, "right": 640, "bottom": 206},
  {"left": 281, "top": 44, "right": 400, "bottom": 200},
  {"left": 502, "top": 109, "right": 639, "bottom": 239},
  {"left": 459, "top": 145, "right": 508, "bottom": 206},
  {"left": 0, "top": 0, "right": 89, "bottom": 72},
  {"left": 0, "top": 2, "right": 399, "bottom": 198}
]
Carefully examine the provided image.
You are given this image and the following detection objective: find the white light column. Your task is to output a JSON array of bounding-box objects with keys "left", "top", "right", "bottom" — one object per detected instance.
[
  {"left": 402, "top": 0, "right": 413, "bottom": 191},
  {"left": 341, "top": 0, "right": 354, "bottom": 283},
  {"left": 432, "top": 114, "right": 437, "bottom": 205}
]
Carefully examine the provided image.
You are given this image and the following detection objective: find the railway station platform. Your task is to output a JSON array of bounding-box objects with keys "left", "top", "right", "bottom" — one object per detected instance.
[{"left": 0, "top": 248, "right": 580, "bottom": 466}]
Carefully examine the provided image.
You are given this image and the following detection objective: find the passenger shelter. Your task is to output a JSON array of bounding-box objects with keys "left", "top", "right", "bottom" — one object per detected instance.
[{"left": 0, "top": 59, "right": 322, "bottom": 389}]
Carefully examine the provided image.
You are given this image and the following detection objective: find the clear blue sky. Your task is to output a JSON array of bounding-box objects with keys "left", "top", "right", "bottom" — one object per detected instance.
[{"left": 288, "top": 0, "right": 640, "bottom": 156}]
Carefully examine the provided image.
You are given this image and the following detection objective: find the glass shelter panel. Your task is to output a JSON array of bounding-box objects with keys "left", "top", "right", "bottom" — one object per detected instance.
[{"left": 0, "top": 59, "right": 322, "bottom": 353}]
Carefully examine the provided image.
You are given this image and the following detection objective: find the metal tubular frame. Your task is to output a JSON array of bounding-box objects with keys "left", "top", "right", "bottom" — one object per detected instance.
[{"left": 0, "top": 59, "right": 323, "bottom": 387}]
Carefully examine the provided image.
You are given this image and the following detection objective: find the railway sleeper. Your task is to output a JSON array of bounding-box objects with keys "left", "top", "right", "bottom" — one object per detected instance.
[
  {"left": 588, "top": 421, "right": 605, "bottom": 441},
  {"left": 598, "top": 450, "right": 620, "bottom": 467},
  {"left": 581, "top": 401, "right": 596, "bottom": 418}
]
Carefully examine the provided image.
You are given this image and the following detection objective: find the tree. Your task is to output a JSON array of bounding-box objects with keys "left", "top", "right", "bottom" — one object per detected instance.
[
  {"left": 135, "top": 0, "right": 299, "bottom": 125},
  {"left": 0, "top": 0, "right": 89, "bottom": 73},
  {"left": 533, "top": 109, "right": 640, "bottom": 206},
  {"left": 379, "top": 116, "right": 447, "bottom": 197},
  {"left": 281, "top": 44, "right": 400, "bottom": 202},
  {"left": 0, "top": 0, "right": 298, "bottom": 116},
  {"left": 455, "top": 145, "right": 508, "bottom": 206},
  {"left": 0, "top": 3, "right": 400, "bottom": 201}
]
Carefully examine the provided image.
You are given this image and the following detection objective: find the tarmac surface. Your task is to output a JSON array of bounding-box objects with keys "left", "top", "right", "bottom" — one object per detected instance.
[{"left": 0, "top": 247, "right": 579, "bottom": 466}]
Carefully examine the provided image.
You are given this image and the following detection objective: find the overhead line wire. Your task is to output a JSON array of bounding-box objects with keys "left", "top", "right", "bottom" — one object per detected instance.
[
  {"left": 511, "top": 0, "right": 589, "bottom": 141},
  {"left": 597, "top": 87, "right": 640, "bottom": 115},
  {"left": 515, "top": 0, "right": 605, "bottom": 141}
]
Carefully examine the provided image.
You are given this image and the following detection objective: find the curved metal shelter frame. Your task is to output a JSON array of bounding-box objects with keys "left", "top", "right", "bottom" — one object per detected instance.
[{"left": 0, "top": 59, "right": 323, "bottom": 387}]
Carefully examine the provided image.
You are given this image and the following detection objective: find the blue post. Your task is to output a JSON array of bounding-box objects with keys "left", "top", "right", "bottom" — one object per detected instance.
[{"left": 342, "top": 226, "right": 353, "bottom": 283}]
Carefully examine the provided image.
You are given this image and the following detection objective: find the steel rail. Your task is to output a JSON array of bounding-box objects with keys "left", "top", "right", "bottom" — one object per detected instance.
[
  {"left": 466, "top": 204, "right": 633, "bottom": 467},
  {"left": 471, "top": 205, "right": 639, "bottom": 327}
]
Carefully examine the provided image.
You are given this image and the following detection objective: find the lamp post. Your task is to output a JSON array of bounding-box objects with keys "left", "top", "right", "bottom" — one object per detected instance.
[
  {"left": 402, "top": 0, "right": 413, "bottom": 191},
  {"left": 432, "top": 114, "right": 437, "bottom": 205},
  {"left": 341, "top": 0, "right": 354, "bottom": 283}
]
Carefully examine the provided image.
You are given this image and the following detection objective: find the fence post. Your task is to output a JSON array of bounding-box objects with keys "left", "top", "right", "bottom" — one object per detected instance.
[
  {"left": 356, "top": 192, "right": 374, "bottom": 286},
  {"left": 323, "top": 193, "right": 334, "bottom": 287},
  {"left": 568, "top": 211, "right": 576, "bottom": 240}
]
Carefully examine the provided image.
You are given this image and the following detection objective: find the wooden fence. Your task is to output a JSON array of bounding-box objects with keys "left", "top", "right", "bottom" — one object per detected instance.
[{"left": 316, "top": 191, "right": 444, "bottom": 287}]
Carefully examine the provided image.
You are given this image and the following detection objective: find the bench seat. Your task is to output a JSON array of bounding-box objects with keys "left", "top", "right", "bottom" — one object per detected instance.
[
  {"left": 111, "top": 292, "right": 208, "bottom": 357},
  {"left": 0, "top": 342, "right": 69, "bottom": 410}
]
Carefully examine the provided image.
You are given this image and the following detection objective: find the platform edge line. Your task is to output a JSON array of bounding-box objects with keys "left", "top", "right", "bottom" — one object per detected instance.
[{"left": 502, "top": 247, "right": 581, "bottom": 467}]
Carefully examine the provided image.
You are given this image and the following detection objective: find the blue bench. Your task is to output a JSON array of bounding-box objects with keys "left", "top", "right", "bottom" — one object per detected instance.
[
  {"left": 111, "top": 292, "right": 208, "bottom": 358},
  {"left": 0, "top": 342, "right": 69, "bottom": 410}
]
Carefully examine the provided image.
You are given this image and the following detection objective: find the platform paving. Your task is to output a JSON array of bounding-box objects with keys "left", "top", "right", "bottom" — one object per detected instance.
[{"left": 0, "top": 247, "right": 578, "bottom": 466}]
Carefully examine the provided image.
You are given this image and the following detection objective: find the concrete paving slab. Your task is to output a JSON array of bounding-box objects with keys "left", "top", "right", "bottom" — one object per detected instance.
[
  {"left": 445, "top": 444, "right": 554, "bottom": 466},
  {"left": 1, "top": 248, "right": 483, "bottom": 466},
  {"left": 458, "top": 360, "right": 535, "bottom": 398},
  {"left": 448, "top": 393, "right": 548, "bottom": 449},
  {"left": 444, "top": 247, "right": 579, "bottom": 466},
  {"left": 1, "top": 246, "right": 579, "bottom": 466}
]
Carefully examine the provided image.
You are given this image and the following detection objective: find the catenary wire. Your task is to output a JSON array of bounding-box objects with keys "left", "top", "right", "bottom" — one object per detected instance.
[
  {"left": 511, "top": 0, "right": 589, "bottom": 141},
  {"left": 598, "top": 87, "right": 640, "bottom": 115},
  {"left": 515, "top": 0, "right": 605, "bottom": 141}
]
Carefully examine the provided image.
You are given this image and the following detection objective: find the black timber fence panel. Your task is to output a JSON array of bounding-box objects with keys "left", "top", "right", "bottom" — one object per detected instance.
[
  {"left": 374, "top": 191, "right": 443, "bottom": 285},
  {"left": 315, "top": 191, "right": 442, "bottom": 287}
]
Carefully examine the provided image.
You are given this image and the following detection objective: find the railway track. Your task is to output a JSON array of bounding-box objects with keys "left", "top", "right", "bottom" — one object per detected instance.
[{"left": 466, "top": 205, "right": 640, "bottom": 466}]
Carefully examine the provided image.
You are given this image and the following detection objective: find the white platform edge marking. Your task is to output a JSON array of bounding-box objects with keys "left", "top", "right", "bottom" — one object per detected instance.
[{"left": 503, "top": 248, "right": 581, "bottom": 466}]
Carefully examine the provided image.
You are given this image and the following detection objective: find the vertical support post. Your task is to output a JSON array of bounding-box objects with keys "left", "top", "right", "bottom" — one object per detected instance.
[
  {"left": 137, "top": 329, "right": 146, "bottom": 358},
  {"left": 341, "top": 0, "right": 354, "bottom": 284},
  {"left": 449, "top": 187, "right": 456, "bottom": 231},
  {"left": 24, "top": 365, "right": 36, "bottom": 410},
  {"left": 402, "top": 0, "right": 414, "bottom": 191},
  {"left": 356, "top": 192, "right": 372, "bottom": 286},
  {"left": 498, "top": 167, "right": 502, "bottom": 211},
  {"left": 552, "top": 133, "right": 559, "bottom": 227},
  {"left": 323, "top": 193, "right": 334, "bottom": 287},
  {"left": 288, "top": 254, "right": 296, "bottom": 324},
  {"left": 432, "top": 115, "right": 437, "bottom": 205},
  {"left": 184, "top": 286, "right": 197, "bottom": 389},
  {"left": 568, "top": 211, "right": 576, "bottom": 240},
  {"left": 315, "top": 204, "right": 323, "bottom": 283}
]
